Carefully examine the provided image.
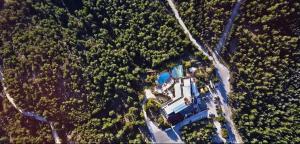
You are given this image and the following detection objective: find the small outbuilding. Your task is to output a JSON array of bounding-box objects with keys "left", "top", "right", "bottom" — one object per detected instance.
[{"left": 171, "top": 65, "right": 184, "bottom": 79}]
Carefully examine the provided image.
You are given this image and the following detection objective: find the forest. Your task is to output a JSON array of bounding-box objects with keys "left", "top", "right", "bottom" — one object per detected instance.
[
  {"left": 175, "top": 0, "right": 300, "bottom": 143},
  {"left": 0, "top": 0, "right": 195, "bottom": 143},
  {"left": 0, "top": 0, "right": 299, "bottom": 143},
  {"left": 175, "top": 0, "right": 236, "bottom": 47},
  {"left": 181, "top": 118, "right": 215, "bottom": 143},
  {"left": 226, "top": 1, "right": 300, "bottom": 143}
]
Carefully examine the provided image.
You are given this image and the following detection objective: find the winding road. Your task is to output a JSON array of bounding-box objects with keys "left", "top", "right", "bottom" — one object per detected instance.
[
  {"left": 166, "top": 0, "right": 210, "bottom": 58},
  {"left": 215, "top": 0, "right": 246, "bottom": 54},
  {"left": 143, "top": 89, "right": 183, "bottom": 143},
  {"left": 167, "top": 0, "right": 244, "bottom": 143},
  {"left": 0, "top": 68, "right": 61, "bottom": 144},
  {"left": 207, "top": 86, "right": 226, "bottom": 143},
  {"left": 1, "top": 0, "right": 244, "bottom": 143}
]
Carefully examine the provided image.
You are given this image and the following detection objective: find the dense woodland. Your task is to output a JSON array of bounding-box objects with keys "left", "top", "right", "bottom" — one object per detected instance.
[
  {"left": 227, "top": 1, "right": 300, "bottom": 143},
  {"left": 181, "top": 118, "right": 215, "bottom": 143},
  {"left": 0, "top": 0, "right": 299, "bottom": 143},
  {"left": 0, "top": 0, "right": 195, "bottom": 142},
  {"left": 176, "top": 0, "right": 300, "bottom": 143},
  {"left": 176, "top": 0, "right": 235, "bottom": 47}
]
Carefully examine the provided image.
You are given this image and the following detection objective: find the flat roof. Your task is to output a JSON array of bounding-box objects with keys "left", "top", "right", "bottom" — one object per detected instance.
[
  {"left": 163, "top": 78, "right": 193, "bottom": 116},
  {"left": 183, "top": 86, "right": 192, "bottom": 100},
  {"left": 171, "top": 65, "right": 184, "bottom": 78},
  {"left": 183, "top": 78, "right": 191, "bottom": 87},
  {"left": 174, "top": 83, "right": 182, "bottom": 100},
  {"left": 164, "top": 98, "right": 188, "bottom": 115},
  {"left": 189, "top": 67, "right": 197, "bottom": 73},
  {"left": 192, "top": 82, "right": 200, "bottom": 97}
]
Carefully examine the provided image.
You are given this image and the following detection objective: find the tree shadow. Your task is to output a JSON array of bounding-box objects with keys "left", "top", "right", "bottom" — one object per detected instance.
[
  {"left": 215, "top": 75, "right": 228, "bottom": 104},
  {"left": 165, "top": 128, "right": 181, "bottom": 142},
  {"left": 225, "top": 123, "right": 237, "bottom": 143}
]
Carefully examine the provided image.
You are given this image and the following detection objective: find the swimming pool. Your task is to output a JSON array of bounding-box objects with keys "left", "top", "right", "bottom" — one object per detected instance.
[{"left": 157, "top": 72, "right": 171, "bottom": 85}]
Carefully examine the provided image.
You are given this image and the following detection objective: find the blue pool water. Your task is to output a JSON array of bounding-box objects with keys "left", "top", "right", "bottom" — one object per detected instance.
[{"left": 157, "top": 72, "right": 171, "bottom": 85}]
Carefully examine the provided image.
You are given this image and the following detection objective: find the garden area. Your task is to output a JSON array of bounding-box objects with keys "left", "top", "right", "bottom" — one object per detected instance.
[
  {"left": 144, "top": 98, "right": 171, "bottom": 129},
  {"left": 181, "top": 118, "right": 216, "bottom": 143}
]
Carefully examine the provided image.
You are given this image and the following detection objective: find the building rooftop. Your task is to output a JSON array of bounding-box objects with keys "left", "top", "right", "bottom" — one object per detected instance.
[
  {"left": 163, "top": 78, "right": 194, "bottom": 116},
  {"left": 171, "top": 65, "right": 183, "bottom": 78},
  {"left": 164, "top": 98, "right": 188, "bottom": 115},
  {"left": 189, "top": 67, "right": 197, "bottom": 73},
  {"left": 192, "top": 82, "right": 200, "bottom": 97},
  {"left": 183, "top": 78, "right": 191, "bottom": 87},
  {"left": 182, "top": 86, "right": 192, "bottom": 102},
  {"left": 183, "top": 78, "right": 192, "bottom": 102},
  {"left": 174, "top": 83, "right": 182, "bottom": 100}
]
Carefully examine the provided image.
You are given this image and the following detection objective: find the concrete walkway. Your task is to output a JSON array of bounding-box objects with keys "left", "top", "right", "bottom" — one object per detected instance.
[
  {"left": 145, "top": 89, "right": 156, "bottom": 99},
  {"left": 214, "top": 83, "right": 243, "bottom": 143}
]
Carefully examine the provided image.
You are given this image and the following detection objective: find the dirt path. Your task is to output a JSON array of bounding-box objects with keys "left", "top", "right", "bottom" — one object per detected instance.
[
  {"left": 166, "top": 0, "right": 231, "bottom": 94},
  {"left": 0, "top": 68, "right": 61, "bottom": 144},
  {"left": 214, "top": 82, "right": 243, "bottom": 143},
  {"left": 207, "top": 86, "right": 226, "bottom": 143},
  {"left": 215, "top": 0, "right": 246, "bottom": 53},
  {"left": 167, "top": 0, "right": 211, "bottom": 58}
]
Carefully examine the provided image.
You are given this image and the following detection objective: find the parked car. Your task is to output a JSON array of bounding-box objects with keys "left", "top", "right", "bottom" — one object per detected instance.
[{"left": 209, "top": 113, "right": 215, "bottom": 118}]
